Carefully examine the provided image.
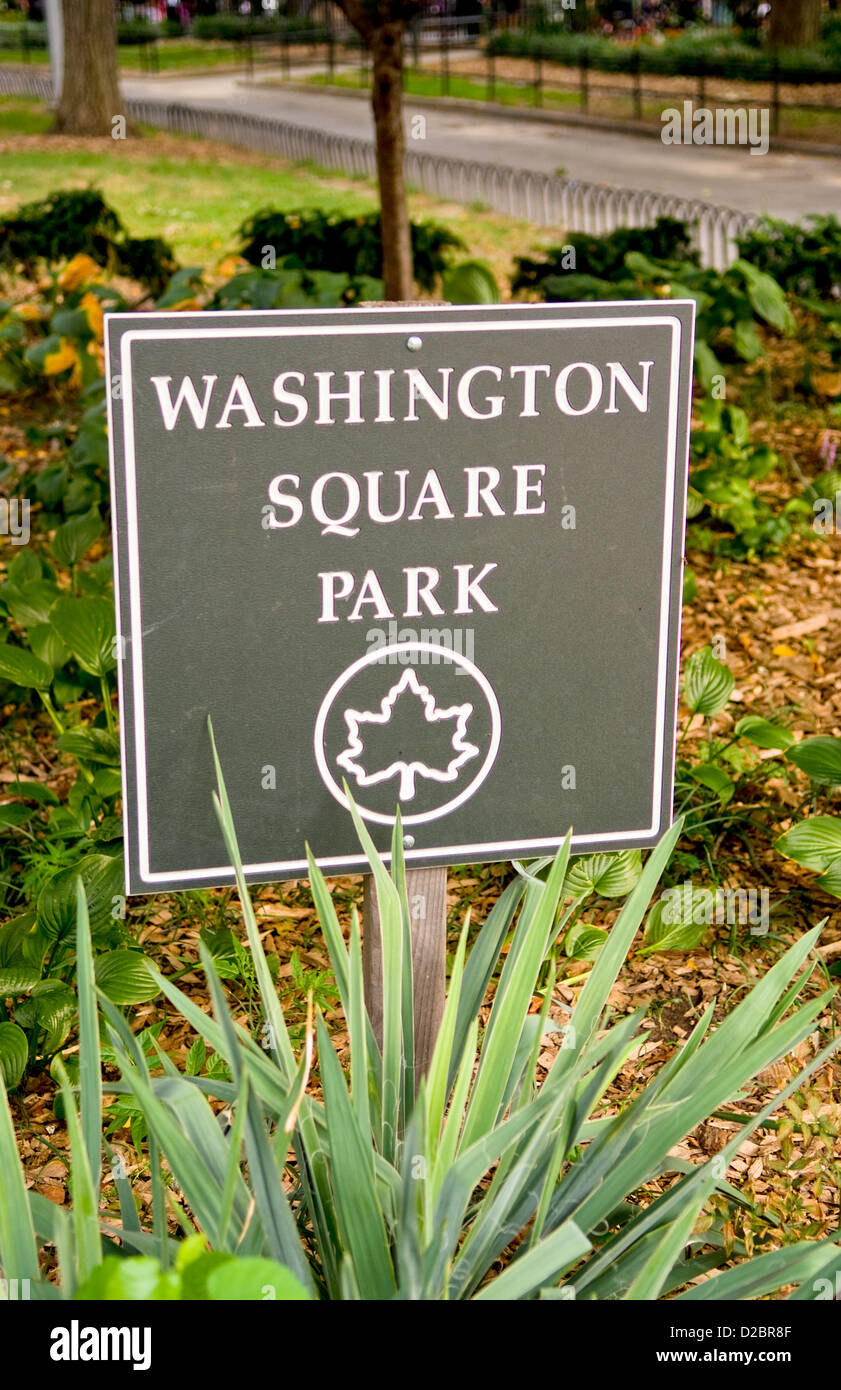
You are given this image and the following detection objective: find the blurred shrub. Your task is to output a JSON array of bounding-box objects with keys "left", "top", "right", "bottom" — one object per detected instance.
[
  {"left": 736, "top": 215, "right": 841, "bottom": 301},
  {"left": 513, "top": 218, "right": 696, "bottom": 295},
  {"left": 237, "top": 208, "right": 464, "bottom": 293},
  {"left": 0, "top": 189, "right": 177, "bottom": 297}
]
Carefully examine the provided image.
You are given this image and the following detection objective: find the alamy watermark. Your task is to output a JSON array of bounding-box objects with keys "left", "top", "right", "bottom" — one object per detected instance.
[
  {"left": 661, "top": 101, "right": 769, "bottom": 157},
  {"left": 661, "top": 881, "right": 770, "bottom": 936},
  {"left": 812, "top": 431, "right": 841, "bottom": 535},
  {"left": 366, "top": 620, "right": 475, "bottom": 673},
  {"left": 50, "top": 1321, "right": 151, "bottom": 1370},
  {"left": 0, "top": 497, "right": 30, "bottom": 546}
]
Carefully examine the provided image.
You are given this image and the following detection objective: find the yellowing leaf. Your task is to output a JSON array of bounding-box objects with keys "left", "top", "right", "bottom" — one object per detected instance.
[
  {"left": 58, "top": 253, "right": 100, "bottom": 292},
  {"left": 79, "top": 292, "right": 104, "bottom": 343},
  {"left": 14, "top": 303, "right": 41, "bottom": 322},
  {"left": 216, "top": 255, "right": 248, "bottom": 277},
  {"left": 814, "top": 371, "right": 841, "bottom": 398},
  {"left": 773, "top": 643, "right": 796, "bottom": 658},
  {"left": 43, "top": 337, "right": 80, "bottom": 376}
]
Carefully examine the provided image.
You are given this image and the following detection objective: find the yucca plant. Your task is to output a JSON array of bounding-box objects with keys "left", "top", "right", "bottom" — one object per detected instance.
[{"left": 3, "top": 733, "right": 841, "bottom": 1300}]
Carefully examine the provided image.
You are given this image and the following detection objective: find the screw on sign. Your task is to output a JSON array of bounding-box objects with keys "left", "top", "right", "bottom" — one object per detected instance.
[{"left": 106, "top": 301, "right": 695, "bottom": 1075}]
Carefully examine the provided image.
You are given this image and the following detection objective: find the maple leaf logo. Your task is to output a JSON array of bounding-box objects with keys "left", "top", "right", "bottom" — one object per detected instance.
[{"left": 336, "top": 668, "right": 480, "bottom": 801}]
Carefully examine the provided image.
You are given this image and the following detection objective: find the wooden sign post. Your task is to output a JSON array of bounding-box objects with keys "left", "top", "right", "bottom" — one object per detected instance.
[
  {"left": 363, "top": 865, "right": 446, "bottom": 1077},
  {"left": 105, "top": 301, "right": 694, "bottom": 1072}
]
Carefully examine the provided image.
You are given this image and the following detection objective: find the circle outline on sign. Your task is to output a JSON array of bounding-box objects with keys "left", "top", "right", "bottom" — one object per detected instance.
[{"left": 314, "top": 640, "right": 501, "bottom": 827}]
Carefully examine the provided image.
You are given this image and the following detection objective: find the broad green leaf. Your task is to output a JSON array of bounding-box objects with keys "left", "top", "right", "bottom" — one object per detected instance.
[
  {"left": 49, "top": 595, "right": 116, "bottom": 676},
  {"left": 0, "top": 644, "right": 53, "bottom": 691},
  {"left": 0, "top": 913, "right": 36, "bottom": 966},
  {"left": 37, "top": 852, "right": 124, "bottom": 941},
  {"left": 7, "top": 550, "right": 40, "bottom": 585},
  {"left": 683, "top": 646, "right": 734, "bottom": 716},
  {"left": 93, "top": 767, "right": 122, "bottom": 797},
  {"left": 16, "top": 980, "right": 76, "bottom": 1053},
  {"left": 0, "top": 803, "right": 35, "bottom": 829},
  {"left": 57, "top": 728, "right": 121, "bottom": 766},
  {"left": 786, "top": 736, "right": 841, "bottom": 786},
  {"left": 5, "top": 580, "right": 59, "bottom": 628},
  {"left": 688, "top": 763, "right": 735, "bottom": 804},
  {"left": 735, "top": 715, "right": 794, "bottom": 751},
  {"left": 564, "top": 923, "right": 608, "bottom": 961},
  {"left": 566, "top": 850, "right": 642, "bottom": 899},
  {"left": 206, "top": 1257, "right": 311, "bottom": 1301},
  {"left": 0, "top": 1021, "right": 28, "bottom": 1089},
  {"left": 775, "top": 816, "right": 841, "bottom": 873},
  {"left": 693, "top": 339, "right": 721, "bottom": 392},
  {"left": 734, "top": 258, "right": 796, "bottom": 334},
  {"left": 815, "top": 860, "right": 841, "bottom": 899},
  {"left": 441, "top": 260, "right": 500, "bottom": 304},
  {"left": 27, "top": 622, "right": 70, "bottom": 672},
  {"left": 51, "top": 508, "right": 103, "bottom": 569},
  {"left": 4, "top": 782, "right": 58, "bottom": 806},
  {"left": 185, "top": 1037, "right": 206, "bottom": 1077},
  {"left": 732, "top": 317, "right": 763, "bottom": 361},
  {"left": 95, "top": 951, "right": 159, "bottom": 1005},
  {"left": 643, "top": 888, "right": 716, "bottom": 953},
  {"left": 0, "top": 965, "right": 41, "bottom": 995},
  {"left": 76, "top": 1255, "right": 176, "bottom": 1301},
  {"left": 178, "top": 1248, "right": 233, "bottom": 1300}
]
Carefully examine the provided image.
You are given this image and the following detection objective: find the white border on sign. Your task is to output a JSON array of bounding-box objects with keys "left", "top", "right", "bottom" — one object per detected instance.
[{"left": 109, "top": 310, "right": 690, "bottom": 888}]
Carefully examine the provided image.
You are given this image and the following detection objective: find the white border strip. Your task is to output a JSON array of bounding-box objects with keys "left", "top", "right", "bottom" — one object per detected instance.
[{"left": 111, "top": 311, "right": 688, "bottom": 889}]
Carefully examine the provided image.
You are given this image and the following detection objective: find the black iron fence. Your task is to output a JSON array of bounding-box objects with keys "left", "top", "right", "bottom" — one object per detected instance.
[
  {"left": 0, "top": 66, "right": 759, "bottom": 270},
  {"left": 404, "top": 27, "right": 841, "bottom": 135}
]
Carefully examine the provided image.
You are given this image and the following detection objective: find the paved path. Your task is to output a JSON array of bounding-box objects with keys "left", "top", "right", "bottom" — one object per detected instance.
[{"left": 122, "top": 70, "right": 841, "bottom": 220}]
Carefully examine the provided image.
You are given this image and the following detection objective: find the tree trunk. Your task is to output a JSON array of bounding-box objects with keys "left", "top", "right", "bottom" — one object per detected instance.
[
  {"left": 53, "top": 0, "right": 121, "bottom": 136},
  {"left": 336, "top": 1, "right": 419, "bottom": 301},
  {"left": 769, "top": 0, "right": 821, "bottom": 47},
  {"left": 371, "top": 22, "right": 413, "bottom": 300}
]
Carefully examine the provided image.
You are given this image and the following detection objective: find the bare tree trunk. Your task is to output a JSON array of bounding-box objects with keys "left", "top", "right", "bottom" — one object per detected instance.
[
  {"left": 371, "top": 21, "right": 413, "bottom": 300},
  {"left": 53, "top": 0, "right": 121, "bottom": 137},
  {"left": 769, "top": 0, "right": 821, "bottom": 47},
  {"left": 336, "top": 1, "right": 421, "bottom": 301}
]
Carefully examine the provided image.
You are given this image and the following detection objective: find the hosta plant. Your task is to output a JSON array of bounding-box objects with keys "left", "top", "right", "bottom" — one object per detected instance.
[{"left": 1, "top": 743, "right": 841, "bottom": 1300}]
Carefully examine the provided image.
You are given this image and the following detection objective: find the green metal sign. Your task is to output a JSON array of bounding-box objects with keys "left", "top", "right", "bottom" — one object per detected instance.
[{"left": 106, "top": 302, "right": 694, "bottom": 893}]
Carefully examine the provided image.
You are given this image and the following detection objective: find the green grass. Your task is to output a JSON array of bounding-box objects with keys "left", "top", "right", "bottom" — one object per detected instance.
[
  {"left": 0, "top": 40, "right": 250, "bottom": 71},
  {"left": 0, "top": 98, "right": 378, "bottom": 265},
  {"left": 0, "top": 94, "right": 50, "bottom": 134},
  {"left": 117, "top": 40, "right": 254, "bottom": 73},
  {"left": 310, "top": 68, "right": 579, "bottom": 111},
  {"left": 0, "top": 37, "right": 333, "bottom": 72}
]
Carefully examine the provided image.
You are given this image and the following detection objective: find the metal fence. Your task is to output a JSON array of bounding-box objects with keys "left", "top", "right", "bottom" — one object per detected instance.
[
  {"left": 0, "top": 66, "right": 758, "bottom": 268},
  {"left": 409, "top": 25, "right": 841, "bottom": 134}
]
